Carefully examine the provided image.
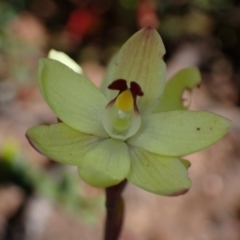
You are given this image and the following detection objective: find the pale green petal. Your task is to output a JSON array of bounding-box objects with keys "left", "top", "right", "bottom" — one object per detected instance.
[
  {"left": 78, "top": 138, "right": 130, "bottom": 188},
  {"left": 128, "top": 111, "right": 231, "bottom": 157},
  {"left": 38, "top": 58, "right": 108, "bottom": 137},
  {"left": 154, "top": 67, "right": 201, "bottom": 112},
  {"left": 26, "top": 123, "right": 104, "bottom": 165},
  {"left": 127, "top": 146, "right": 191, "bottom": 195},
  {"left": 48, "top": 49, "right": 83, "bottom": 74},
  {"left": 102, "top": 27, "right": 166, "bottom": 112}
]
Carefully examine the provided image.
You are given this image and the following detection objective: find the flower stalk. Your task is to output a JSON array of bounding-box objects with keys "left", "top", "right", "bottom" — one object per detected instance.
[{"left": 104, "top": 180, "right": 127, "bottom": 240}]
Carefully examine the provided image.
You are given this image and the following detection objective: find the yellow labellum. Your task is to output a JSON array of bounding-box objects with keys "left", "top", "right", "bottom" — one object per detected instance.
[{"left": 115, "top": 89, "right": 133, "bottom": 112}]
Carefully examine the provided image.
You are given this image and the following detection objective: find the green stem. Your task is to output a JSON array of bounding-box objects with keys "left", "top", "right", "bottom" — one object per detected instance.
[{"left": 104, "top": 179, "right": 127, "bottom": 240}]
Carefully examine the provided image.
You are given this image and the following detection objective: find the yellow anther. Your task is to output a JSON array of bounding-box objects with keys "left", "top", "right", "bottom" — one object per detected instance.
[{"left": 115, "top": 89, "right": 133, "bottom": 112}]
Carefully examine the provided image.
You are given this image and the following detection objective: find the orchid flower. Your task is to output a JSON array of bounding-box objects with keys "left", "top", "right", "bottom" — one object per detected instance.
[{"left": 26, "top": 27, "right": 230, "bottom": 196}]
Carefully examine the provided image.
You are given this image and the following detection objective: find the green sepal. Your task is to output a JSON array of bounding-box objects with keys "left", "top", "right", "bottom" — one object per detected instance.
[
  {"left": 38, "top": 58, "right": 108, "bottom": 137},
  {"left": 78, "top": 138, "right": 130, "bottom": 187},
  {"left": 127, "top": 146, "right": 191, "bottom": 195},
  {"left": 128, "top": 110, "right": 231, "bottom": 157},
  {"left": 26, "top": 123, "right": 104, "bottom": 165},
  {"left": 101, "top": 27, "right": 166, "bottom": 113}
]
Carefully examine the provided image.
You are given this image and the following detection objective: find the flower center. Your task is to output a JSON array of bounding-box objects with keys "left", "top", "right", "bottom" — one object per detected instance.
[
  {"left": 115, "top": 89, "right": 133, "bottom": 112},
  {"left": 102, "top": 79, "right": 143, "bottom": 140}
]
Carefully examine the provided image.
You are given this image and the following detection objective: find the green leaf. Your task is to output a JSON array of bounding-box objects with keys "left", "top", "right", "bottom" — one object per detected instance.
[
  {"left": 78, "top": 138, "right": 130, "bottom": 187},
  {"left": 127, "top": 146, "right": 191, "bottom": 195},
  {"left": 128, "top": 110, "right": 231, "bottom": 156},
  {"left": 48, "top": 49, "right": 83, "bottom": 74},
  {"left": 26, "top": 123, "right": 104, "bottom": 165},
  {"left": 154, "top": 67, "right": 201, "bottom": 112},
  {"left": 102, "top": 27, "right": 166, "bottom": 113},
  {"left": 38, "top": 58, "right": 108, "bottom": 137}
]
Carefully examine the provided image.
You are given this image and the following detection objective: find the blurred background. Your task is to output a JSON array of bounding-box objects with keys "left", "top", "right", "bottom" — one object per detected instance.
[{"left": 0, "top": 0, "right": 240, "bottom": 239}]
